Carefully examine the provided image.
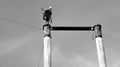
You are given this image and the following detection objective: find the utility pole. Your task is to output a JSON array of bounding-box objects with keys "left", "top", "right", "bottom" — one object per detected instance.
[
  {"left": 94, "top": 24, "right": 107, "bottom": 67},
  {"left": 43, "top": 24, "right": 51, "bottom": 67},
  {"left": 42, "top": 7, "right": 52, "bottom": 67},
  {"left": 42, "top": 7, "right": 107, "bottom": 67}
]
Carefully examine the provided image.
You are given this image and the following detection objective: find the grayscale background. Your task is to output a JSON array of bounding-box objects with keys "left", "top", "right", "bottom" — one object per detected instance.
[{"left": 0, "top": 0, "right": 120, "bottom": 67}]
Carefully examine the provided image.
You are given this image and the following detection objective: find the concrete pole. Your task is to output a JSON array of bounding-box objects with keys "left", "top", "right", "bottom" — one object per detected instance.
[
  {"left": 94, "top": 24, "right": 107, "bottom": 67},
  {"left": 43, "top": 24, "right": 51, "bottom": 67}
]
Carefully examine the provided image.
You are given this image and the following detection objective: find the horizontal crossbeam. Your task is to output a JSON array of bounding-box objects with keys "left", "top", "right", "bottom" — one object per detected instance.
[{"left": 51, "top": 26, "right": 93, "bottom": 31}]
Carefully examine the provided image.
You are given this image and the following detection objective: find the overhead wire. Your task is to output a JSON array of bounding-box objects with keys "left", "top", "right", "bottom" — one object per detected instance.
[
  {"left": 0, "top": 1, "right": 55, "bottom": 67},
  {"left": 37, "top": 44, "right": 44, "bottom": 67},
  {"left": 91, "top": 31, "right": 120, "bottom": 44},
  {"left": 0, "top": 17, "right": 44, "bottom": 67},
  {"left": 2, "top": 16, "right": 120, "bottom": 67},
  {"left": 102, "top": 33, "right": 120, "bottom": 44},
  {"left": 0, "top": 17, "right": 43, "bottom": 30}
]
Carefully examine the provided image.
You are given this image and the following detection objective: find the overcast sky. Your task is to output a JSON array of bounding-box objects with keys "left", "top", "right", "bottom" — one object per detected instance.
[{"left": 0, "top": 0, "right": 120, "bottom": 67}]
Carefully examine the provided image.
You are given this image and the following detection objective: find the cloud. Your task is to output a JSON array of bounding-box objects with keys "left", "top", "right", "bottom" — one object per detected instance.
[
  {"left": 52, "top": 45, "right": 97, "bottom": 67},
  {"left": 70, "top": 54, "right": 97, "bottom": 67},
  {"left": 0, "top": 33, "right": 39, "bottom": 57},
  {"left": 113, "top": 60, "right": 120, "bottom": 67}
]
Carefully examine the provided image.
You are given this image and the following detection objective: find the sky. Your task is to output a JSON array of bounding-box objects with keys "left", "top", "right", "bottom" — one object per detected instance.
[{"left": 0, "top": 0, "right": 120, "bottom": 67}]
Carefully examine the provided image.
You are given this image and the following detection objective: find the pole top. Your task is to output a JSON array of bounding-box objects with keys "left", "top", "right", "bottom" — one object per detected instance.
[
  {"left": 93, "top": 24, "right": 102, "bottom": 29},
  {"left": 43, "top": 24, "right": 52, "bottom": 38},
  {"left": 93, "top": 24, "right": 102, "bottom": 38},
  {"left": 43, "top": 24, "right": 51, "bottom": 29}
]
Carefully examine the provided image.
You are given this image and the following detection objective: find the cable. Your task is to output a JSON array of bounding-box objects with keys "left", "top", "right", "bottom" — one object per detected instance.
[
  {"left": 0, "top": 17, "right": 43, "bottom": 30},
  {"left": 37, "top": 44, "right": 43, "bottom": 67},
  {"left": 91, "top": 32, "right": 120, "bottom": 44},
  {"left": 102, "top": 33, "right": 120, "bottom": 44}
]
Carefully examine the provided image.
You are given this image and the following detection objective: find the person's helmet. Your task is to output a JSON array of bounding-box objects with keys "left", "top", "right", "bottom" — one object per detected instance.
[{"left": 49, "top": 6, "right": 52, "bottom": 10}]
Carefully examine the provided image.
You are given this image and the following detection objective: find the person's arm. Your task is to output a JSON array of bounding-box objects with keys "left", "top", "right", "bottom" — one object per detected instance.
[{"left": 41, "top": 8, "right": 45, "bottom": 11}]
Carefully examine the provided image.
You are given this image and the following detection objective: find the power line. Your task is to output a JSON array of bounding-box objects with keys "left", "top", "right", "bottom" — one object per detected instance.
[
  {"left": 37, "top": 44, "right": 43, "bottom": 67},
  {"left": 103, "top": 33, "right": 120, "bottom": 44},
  {"left": 0, "top": 17, "right": 44, "bottom": 67},
  {"left": 0, "top": 17, "right": 45, "bottom": 67},
  {"left": 0, "top": 17, "right": 43, "bottom": 30},
  {"left": 2, "top": 17, "right": 118, "bottom": 67}
]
